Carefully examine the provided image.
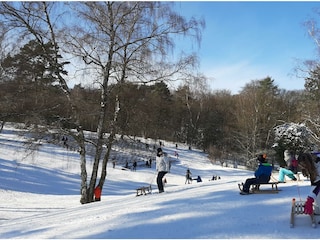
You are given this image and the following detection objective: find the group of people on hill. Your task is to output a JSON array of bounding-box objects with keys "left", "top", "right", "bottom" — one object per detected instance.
[
  {"left": 98, "top": 144, "right": 320, "bottom": 217},
  {"left": 240, "top": 151, "right": 301, "bottom": 195},
  {"left": 156, "top": 147, "right": 320, "bottom": 217},
  {"left": 185, "top": 169, "right": 203, "bottom": 184},
  {"left": 156, "top": 147, "right": 207, "bottom": 193},
  {"left": 239, "top": 151, "right": 320, "bottom": 216}
]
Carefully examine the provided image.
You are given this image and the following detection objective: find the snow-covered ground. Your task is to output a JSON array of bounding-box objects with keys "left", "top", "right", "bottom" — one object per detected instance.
[{"left": 0, "top": 125, "right": 319, "bottom": 239}]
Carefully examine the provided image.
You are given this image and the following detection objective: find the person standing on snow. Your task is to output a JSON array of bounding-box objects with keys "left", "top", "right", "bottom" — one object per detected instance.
[
  {"left": 297, "top": 153, "right": 320, "bottom": 215},
  {"left": 185, "top": 169, "right": 192, "bottom": 184},
  {"left": 156, "top": 147, "right": 169, "bottom": 193},
  {"left": 132, "top": 160, "right": 137, "bottom": 171}
]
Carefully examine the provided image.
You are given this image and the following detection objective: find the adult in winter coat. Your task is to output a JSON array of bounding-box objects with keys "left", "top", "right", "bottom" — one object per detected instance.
[
  {"left": 240, "top": 154, "right": 273, "bottom": 195},
  {"left": 156, "top": 147, "right": 170, "bottom": 193},
  {"left": 297, "top": 153, "right": 320, "bottom": 215}
]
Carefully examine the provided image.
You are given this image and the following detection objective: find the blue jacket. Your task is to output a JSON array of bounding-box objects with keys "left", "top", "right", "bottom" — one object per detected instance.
[{"left": 254, "top": 163, "right": 272, "bottom": 179}]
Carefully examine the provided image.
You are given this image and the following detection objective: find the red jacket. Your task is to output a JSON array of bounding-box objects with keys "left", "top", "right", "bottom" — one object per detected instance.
[{"left": 94, "top": 186, "right": 101, "bottom": 198}]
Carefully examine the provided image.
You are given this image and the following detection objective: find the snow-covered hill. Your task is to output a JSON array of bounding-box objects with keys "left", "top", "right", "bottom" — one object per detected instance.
[{"left": 0, "top": 125, "right": 319, "bottom": 239}]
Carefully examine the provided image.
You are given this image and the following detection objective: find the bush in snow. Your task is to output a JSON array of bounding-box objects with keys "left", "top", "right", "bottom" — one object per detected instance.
[{"left": 272, "top": 122, "right": 317, "bottom": 164}]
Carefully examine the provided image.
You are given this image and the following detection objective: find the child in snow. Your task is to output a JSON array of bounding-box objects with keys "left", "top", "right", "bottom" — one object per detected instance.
[
  {"left": 196, "top": 176, "right": 202, "bottom": 182},
  {"left": 240, "top": 154, "right": 272, "bottom": 195},
  {"left": 297, "top": 153, "right": 320, "bottom": 215},
  {"left": 185, "top": 169, "right": 192, "bottom": 184},
  {"left": 278, "top": 152, "right": 298, "bottom": 183},
  {"left": 94, "top": 186, "right": 101, "bottom": 201}
]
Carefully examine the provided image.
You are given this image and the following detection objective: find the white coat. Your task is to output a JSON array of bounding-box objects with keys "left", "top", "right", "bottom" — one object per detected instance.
[{"left": 156, "top": 155, "right": 170, "bottom": 172}]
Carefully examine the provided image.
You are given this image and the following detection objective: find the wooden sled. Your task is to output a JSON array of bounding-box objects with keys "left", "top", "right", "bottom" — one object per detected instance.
[
  {"left": 250, "top": 182, "right": 279, "bottom": 194},
  {"left": 238, "top": 182, "right": 279, "bottom": 194},
  {"left": 136, "top": 185, "right": 152, "bottom": 196},
  {"left": 290, "top": 198, "right": 316, "bottom": 228}
]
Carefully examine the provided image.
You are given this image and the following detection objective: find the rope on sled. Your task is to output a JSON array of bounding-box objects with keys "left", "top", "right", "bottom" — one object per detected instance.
[
  {"left": 148, "top": 170, "right": 157, "bottom": 185},
  {"left": 296, "top": 181, "right": 302, "bottom": 201}
]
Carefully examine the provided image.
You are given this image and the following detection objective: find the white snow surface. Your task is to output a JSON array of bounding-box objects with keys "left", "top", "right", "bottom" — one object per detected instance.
[{"left": 0, "top": 125, "right": 319, "bottom": 239}]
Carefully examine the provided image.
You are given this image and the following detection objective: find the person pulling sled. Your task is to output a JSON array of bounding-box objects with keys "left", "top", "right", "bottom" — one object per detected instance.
[{"left": 185, "top": 169, "right": 192, "bottom": 184}]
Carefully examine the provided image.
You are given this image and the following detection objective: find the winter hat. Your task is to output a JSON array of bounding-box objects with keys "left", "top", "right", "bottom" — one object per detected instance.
[
  {"left": 157, "top": 148, "right": 163, "bottom": 154},
  {"left": 257, "top": 154, "right": 266, "bottom": 163}
]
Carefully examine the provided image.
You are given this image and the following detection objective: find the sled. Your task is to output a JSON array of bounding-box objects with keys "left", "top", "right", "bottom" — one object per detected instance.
[
  {"left": 251, "top": 182, "right": 279, "bottom": 191},
  {"left": 136, "top": 184, "right": 152, "bottom": 196},
  {"left": 290, "top": 198, "right": 316, "bottom": 228},
  {"left": 238, "top": 183, "right": 279, "bottom": 194},
  {"left": 238, "top": 183, "right": 255, "bottom": 194}
]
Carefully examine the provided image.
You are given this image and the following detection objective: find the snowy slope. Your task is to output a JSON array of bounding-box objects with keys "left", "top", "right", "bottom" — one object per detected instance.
[{"left": 0, "top": 125, "right": 319, "bottom": 239}]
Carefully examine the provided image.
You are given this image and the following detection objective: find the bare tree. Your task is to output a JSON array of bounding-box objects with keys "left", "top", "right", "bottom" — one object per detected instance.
[
  {"left": 234, "top": 77, "right": 280, "bottom": 159},
  {"left": 175, "top": 72, "right": 208, "bottom": 146},
  {"left": 299, "top": 13, "right": 320, "bottom": 144},
  {"left": 0, "top": 2, "right": 90, "bottom": 203},
  {"left": 63, "top": 1, "right": 204, "bottom": 203},
  {"left": 0, "top": 1, "right": 204, "bottom": 203},
  {"left": 0, "top": 19, "right": 10, "bottom": 131}
]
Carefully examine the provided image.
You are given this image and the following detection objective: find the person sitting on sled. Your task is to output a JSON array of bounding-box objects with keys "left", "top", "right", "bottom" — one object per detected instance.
[
  {"left": 196, "top": 175, "right": 202, "bottom": 182},
  {"left": 240, "top": 154, "right": 273, "bottom": 195},
  {"left": 278, "top": 151, "right": 298, "bottom": 183},
  {"left": 297, "top": 153, "right": 320, "bottom": 215}
]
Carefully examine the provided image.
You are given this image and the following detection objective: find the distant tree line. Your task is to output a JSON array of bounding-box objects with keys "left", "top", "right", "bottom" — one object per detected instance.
[{"left": 2, "top": 42, "right": 319, "bottom": 162}]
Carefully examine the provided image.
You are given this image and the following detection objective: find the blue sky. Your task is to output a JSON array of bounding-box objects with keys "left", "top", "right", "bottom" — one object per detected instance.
[{"left": 173, "top": 1, "right": 320, "bottom": 94}]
